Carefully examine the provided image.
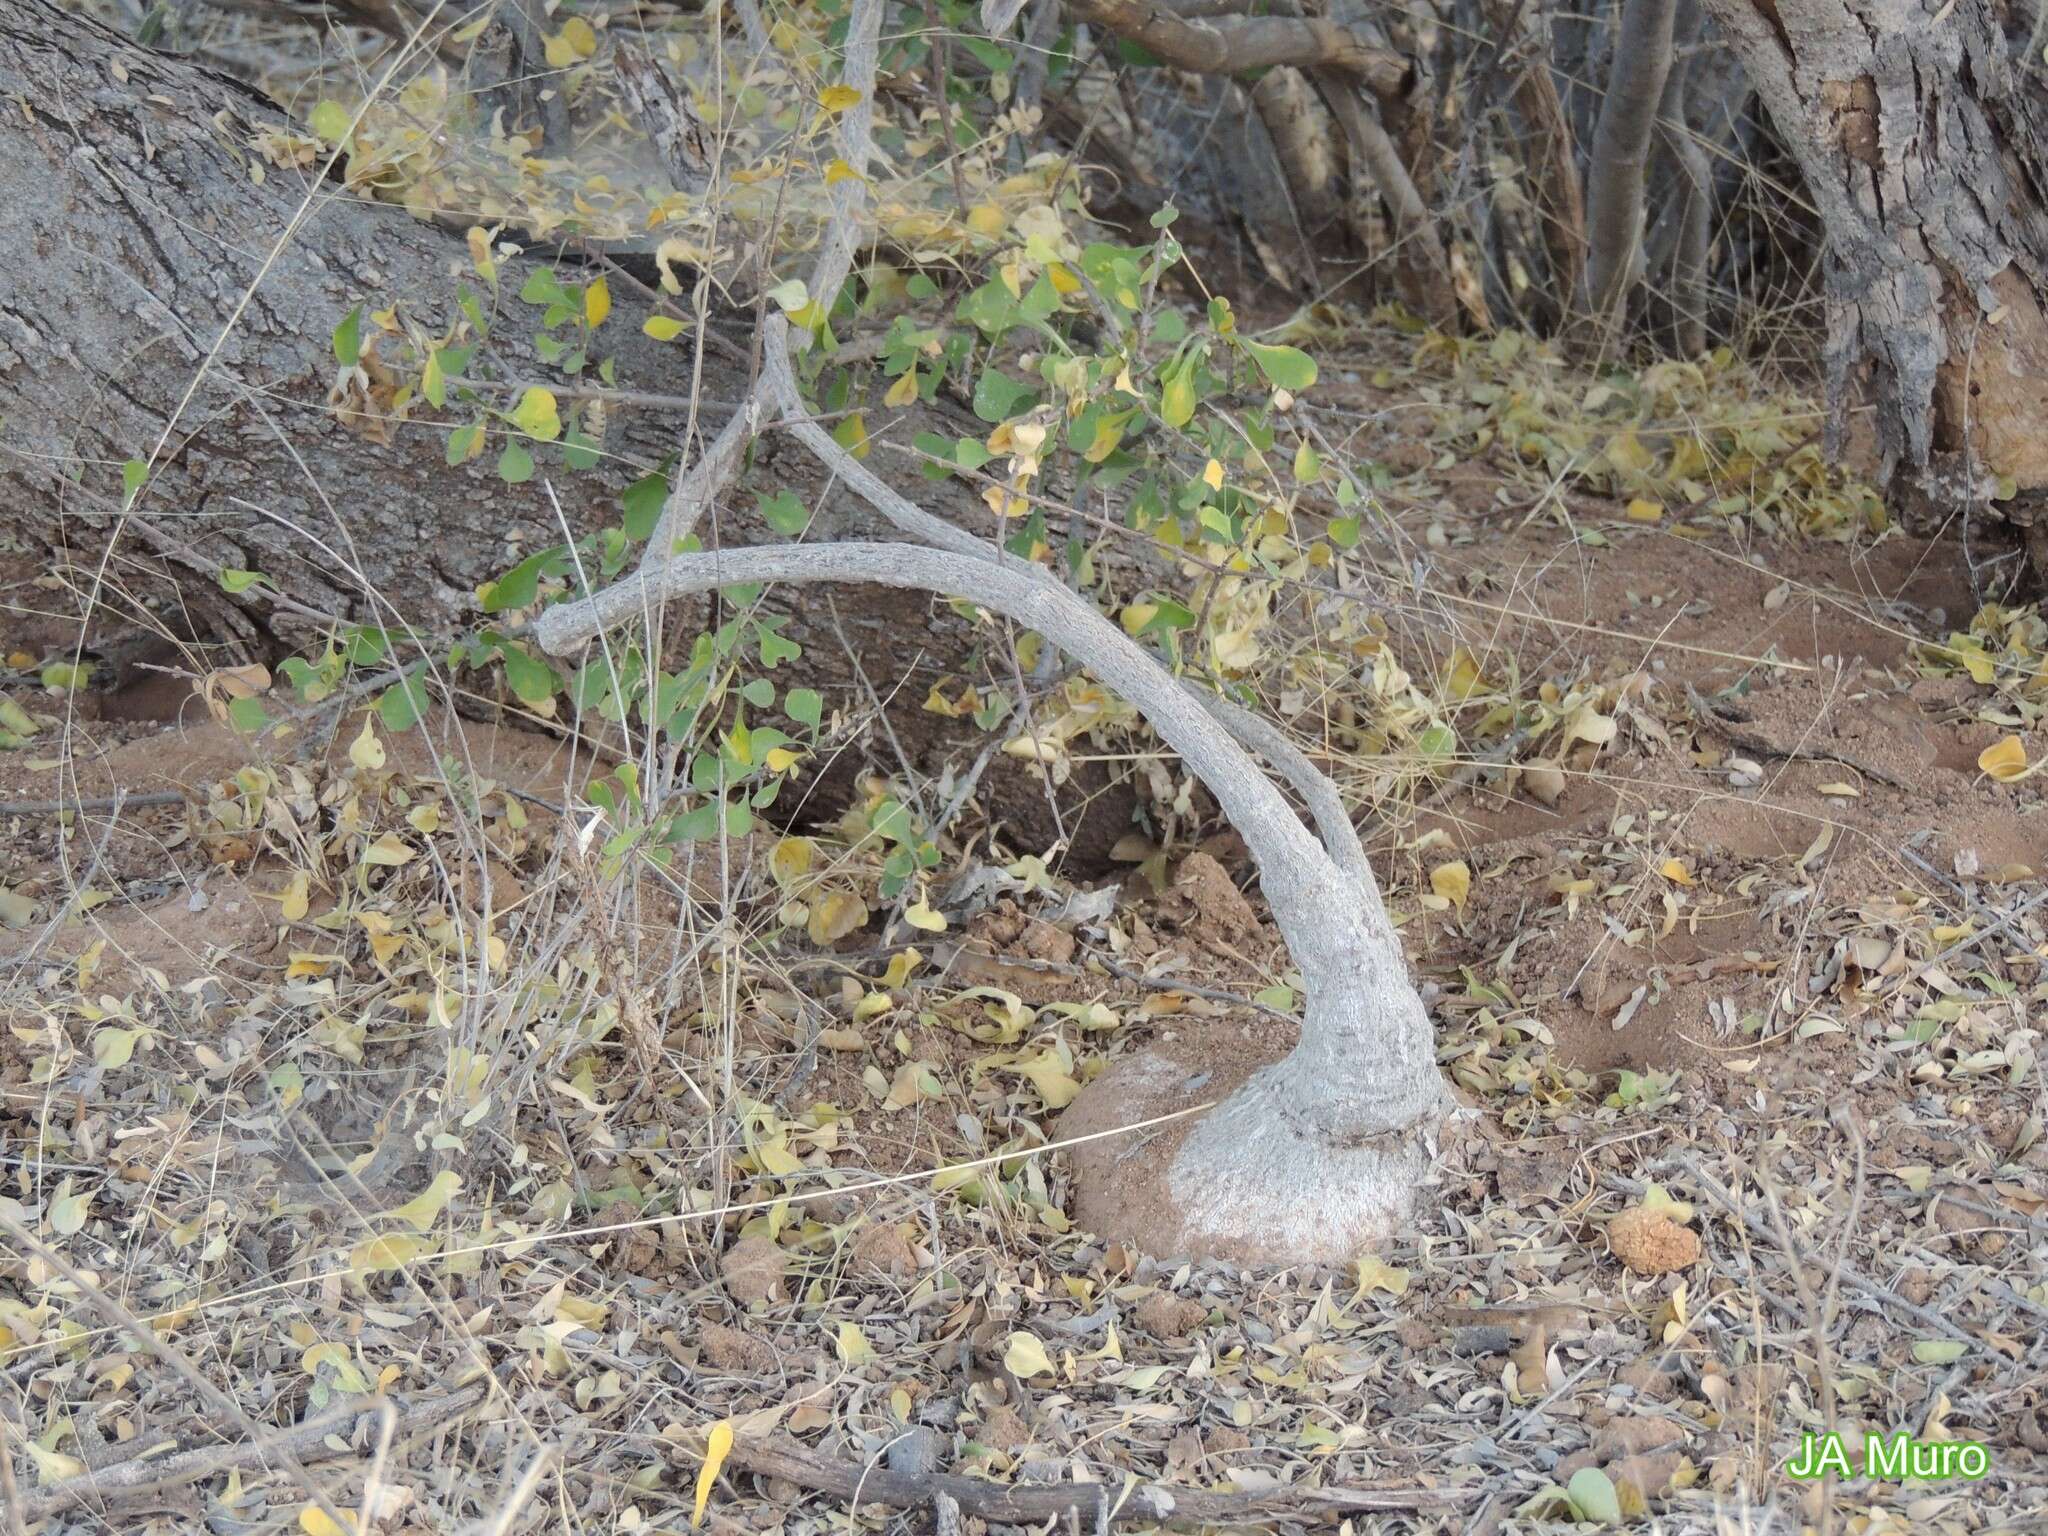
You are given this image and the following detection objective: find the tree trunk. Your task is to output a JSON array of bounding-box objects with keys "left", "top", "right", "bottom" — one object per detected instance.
[
  {"left": 1697, "top": 0, "right": 2048, "bottom": 531},
  {"left": 0, "top": 0, "right": 1133, "bottom": 858},
  {"left": 1581, "top": 0, "right": 1678, "bottom": 342}
]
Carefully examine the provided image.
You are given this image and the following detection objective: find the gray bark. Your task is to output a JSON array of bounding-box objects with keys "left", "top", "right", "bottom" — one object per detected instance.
[
  {"left": 1645, "top": 13, "right": 1712, "bottom": 354},
  {"left": 1581, "top": 0, "right": 1678, "bottom": 338},
  {"left": 0, "top": 0, "right": 1132, "bottom": 856},
  {"left": 1696, "top": 0, "right": 2048, "bottom": 515}
]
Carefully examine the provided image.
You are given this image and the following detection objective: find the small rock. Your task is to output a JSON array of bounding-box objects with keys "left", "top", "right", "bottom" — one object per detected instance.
[
  {"left": 1616, "top": 1359, "right": 1677, "bottom": 1400},
  {"left": 1595, "top": 1418, "right": 1686, "bottom": 1458},
  {"left": 851, "top": 1220, "right": 919, "bottom": 1280},
  {"left": 1606, "top": 1209, "right": 1701, "bottom": 1276},
  {"left": 700, "top": 1322, "right": 777, "bottom": 1373},
  {"left": 719, "top": 1234, "right": 787, "bottom": 1305},
  {"left": 975, "top": 1403, "right": 1032, "bottom": 1452},
  {"left": 1134, "top": 1292, "right": 1208, "bottom": 1338}
]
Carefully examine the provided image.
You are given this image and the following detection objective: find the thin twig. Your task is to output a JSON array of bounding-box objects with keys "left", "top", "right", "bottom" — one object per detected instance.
[{"left": 0, "top": 790, "right": 184, "bottom": 817}]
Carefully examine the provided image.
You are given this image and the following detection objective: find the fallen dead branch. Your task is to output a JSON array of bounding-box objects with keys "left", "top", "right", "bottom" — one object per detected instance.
[
  {"left": 720, "top": 1434, "right": 1481, "bottom": 1522},
  {"left": 13, "top": 1387, "right": 486, "bottom": 1522}
]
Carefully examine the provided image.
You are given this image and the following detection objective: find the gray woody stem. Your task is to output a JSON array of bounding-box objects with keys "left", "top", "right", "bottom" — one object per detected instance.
[
  {"left": 535, "top": 540, "right": 1439, "bottom": 1136},
  {"left": 1581, "top": 0, "right": 1676, "bottom": 339}
]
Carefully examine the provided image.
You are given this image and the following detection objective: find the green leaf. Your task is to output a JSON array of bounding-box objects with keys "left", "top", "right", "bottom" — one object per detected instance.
[
  {"left": 332, "top": 305, "right": 363, "bottom": 368},
  {"left": 498, "top": 440, "right": 535, "bottom": 484},
  {"left": 446, "top": 421, "right": 484, "bottom": 466},
  {"left": 345, "top": 626, "right": 390, "bottom": 666},
  {"left": 740, "top": 677, "right": 775, "bottom": 707},
  {"left": 759, "top": 490, "right": 809, "bottom": 536},
  {"left": 219, "top": 568, "right": 268, "bottom": 594},
  {"left": 1415, "top": 723, "right": 1458, "bottom": 763},
  {"left": 670, "top": 801, "right": 720, "bottom": 842},
  {"left": 1159, "top": 364, "right": 1195, "bottom": 429},
  {"left": 481, "top": 546, "right": 560, "bottom": 613},
  {"left": 377, "top": 672, "right": 428, "bottom": 731},
  {"left": 121, "top": 458, "right": 148, "bottom": 509},
  {"left": 785, "top": 688, "right": 822, "bottom": 728},
  {"left": 1565, "top": 1467, "right": 1620, "bottom": 1525},
  {"left": 561, "top": 430, "right": 600, "bottom": 470},
  {"left": 973, "top": 368, "right": 1038, "bottom": 424},
  {"left": 623, "top": 470, "right": 669, "bottom": 539},
  {"left": 308, "top": 99, "right": 351, "bottom": 144},
  {"left": 227, "top": 695, "right": 268, "bottom": 734},
  {"left": 1242, "top": 340, "right": 1317, "bottom": 392},
  {"left": 499, "top": 646, "right": 559, "bottom": 705},
  {"left": 519, "top": 268, "right": 571, "bottom": 307}
]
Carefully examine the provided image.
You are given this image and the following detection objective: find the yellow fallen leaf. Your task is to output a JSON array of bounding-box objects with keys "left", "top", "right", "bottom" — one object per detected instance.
[
  {"left": 349, "top": 718, "right": 385, "bottom": 770},
  {"left": 1201, "top": 458, "right": 1224, "bottom": 490},
  {"left": 644, "top": 315, "right": 686, "bottom": 341},
  {"left": 1978, "top": 735, "right": 2029, "bottom": 782},
  {"left": 384, "top": 1170, "right": 461, "bottom": 1232},
  {"left": 1429, "top": 860, "right": 1471, "bottom": 913},
  {"left": 884, "top": 369, "right": 919, "bottom": 408},
  {"left": 835, "top": 1320, "right": 875, "bottom": 1364},
  {"left": 1353, "top": 1254, "right": 1411, "bottom": 1298},
  {"left": 298, "top": 1504, "right": 357, "bottom": 1536},
  {"left": 818, "top": 84, "right": 862, "bottom": 112},
  {"left": 24, "top": 1441, "right": 87, "bottom": 1485},
  {"left": 769, "top": 836, "right": 814, "bottom": 884},
  {"left": 693, "top": 1420, "right": 734, "bottom": 1527},
  {"left": 1659, "top": 857, "right": 1694, "bottom": 885},
  {"left": 904, "top": 898, "right": 947, "bottom": 933},
  {"left": 807, "top": 890, "right": 868, "bottom": 945},
  {"left": 1004, "top": 1330, "right": 1055, "bottom": 1378},
  {"left": 880, "top": 948, "right": 923, "bottom": 988},
  {"left": 1624, "top": 497, "right": 1664, "bottom": 523}
]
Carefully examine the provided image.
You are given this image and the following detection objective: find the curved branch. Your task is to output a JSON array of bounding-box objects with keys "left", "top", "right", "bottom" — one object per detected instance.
[
  {"left": 538, "top": 541, "right": 1332, "bottom": 914},
  {"left": 1065, "top": 0, "right": 1411, "bottom": 99}
]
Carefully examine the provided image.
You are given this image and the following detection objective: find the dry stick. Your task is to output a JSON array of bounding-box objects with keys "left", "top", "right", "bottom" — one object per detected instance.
[
  {"left": 1670, "top": 1157, "right": 1981, "bottom": 1351},
  {"left": 919, "top": 0, "right": 973, "bottom": 215},
  {"left": 719, "top": 1435, "right": 1479, "bottom": 1522},
  {"left": 16, "top": 1389, "right": 484, "bottom": 1523},
  {"left": 0, "top": 1211, "right": 357, "bottom": 1535},
  {"left": 0, "top": 790, "right": 184, "bottom": 817},
  {"left": 0, "top": 1408, "right": 27, "bottom": 1536}
]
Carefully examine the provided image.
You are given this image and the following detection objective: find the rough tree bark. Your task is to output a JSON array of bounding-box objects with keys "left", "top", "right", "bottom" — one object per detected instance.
[
  {"left": 1697, "top": 0, "right": 2048, "bottom": 544},
  {"left": 0, "top": 0, "right": 1132, "bottom": 856}
]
